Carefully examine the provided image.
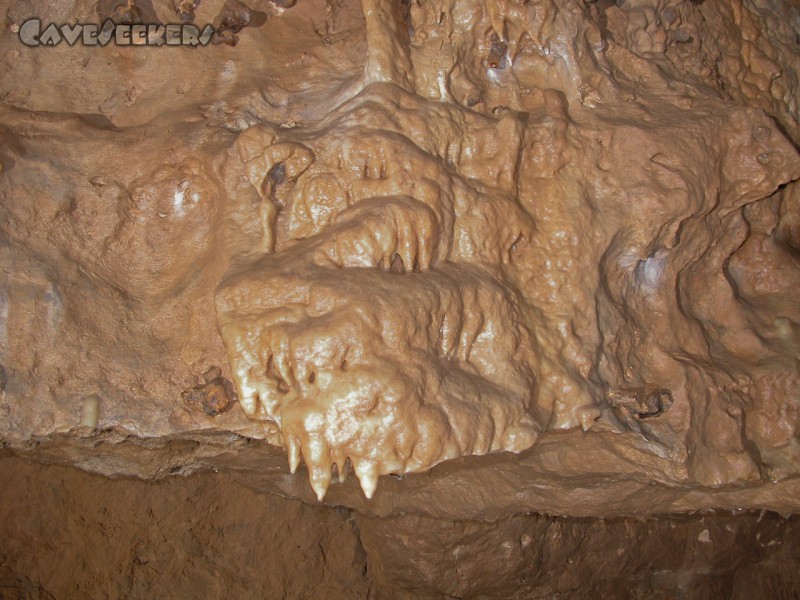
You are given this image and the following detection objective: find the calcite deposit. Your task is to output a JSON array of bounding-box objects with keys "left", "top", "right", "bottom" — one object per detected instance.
[{"left": 0, "top": 0, "right": 799, "bottom": 517}]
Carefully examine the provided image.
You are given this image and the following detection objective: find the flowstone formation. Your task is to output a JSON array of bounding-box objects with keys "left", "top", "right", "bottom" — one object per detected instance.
[
  {"left": 0, "top": 0, "right": 799, "bottom": 512},
  {"left": 216, "top": 0, "right": 800, "bottom": 499},
  {"left": 217, "top": 84, "right": 544, "bottom": 499}
]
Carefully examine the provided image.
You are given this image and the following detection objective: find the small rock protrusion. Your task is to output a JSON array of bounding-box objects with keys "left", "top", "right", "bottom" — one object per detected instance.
[
  {"left": 95, "top": 0, "right": 149, "bottom": 24},
  {"left": 175, "top": 0, "right": 201, "bottom": 22},
  {"left": 487, "top": 32, "right": 508, "bottom": 69},
  {"left": 200, "top": 366, "right": 222, "bottom": 384},
  {"left": 182, "top": 368, "right": 238, "bottom": 416},
  {"left": 96, "top": 0, "right": 160, "bottom": 24},
  {"left": 608, "top": 386, "right": 674, "bottom": 420},
  {"left": 212, "top": 0, "right": 266, "bottom": 46}
]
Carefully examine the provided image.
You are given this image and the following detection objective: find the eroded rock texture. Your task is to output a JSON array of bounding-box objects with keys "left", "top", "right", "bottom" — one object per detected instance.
[
  {"left": 2, "top": 456, "right": 799, "bottom": 599},
  {"left": 0, "top": 0, "right": 799, "bottom": 512}
]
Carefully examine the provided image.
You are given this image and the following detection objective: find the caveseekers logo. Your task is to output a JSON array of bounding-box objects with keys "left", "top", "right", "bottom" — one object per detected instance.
[{"left": 15, "top": 18, "right": 215, "bottom": 47}]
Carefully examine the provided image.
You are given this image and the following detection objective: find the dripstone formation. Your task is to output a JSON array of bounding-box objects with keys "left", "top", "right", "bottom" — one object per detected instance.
[{"left": 1, "top": 0, "right": 799, "bottom": 516}]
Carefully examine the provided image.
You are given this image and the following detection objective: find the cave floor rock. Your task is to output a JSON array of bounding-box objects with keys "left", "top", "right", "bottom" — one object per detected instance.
[{"left": 1, "top": 456, "right": 798, "bottom": 600}]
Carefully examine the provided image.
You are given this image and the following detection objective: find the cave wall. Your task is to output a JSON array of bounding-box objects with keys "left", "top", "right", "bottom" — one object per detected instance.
[{"left": 0, "top": 0, "right": 799, "bottom": 514}]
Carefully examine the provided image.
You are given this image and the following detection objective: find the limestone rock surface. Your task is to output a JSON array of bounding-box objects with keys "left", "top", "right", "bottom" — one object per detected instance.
[{"left": 0, "top": 0, "right": 799, "bottom": 515}]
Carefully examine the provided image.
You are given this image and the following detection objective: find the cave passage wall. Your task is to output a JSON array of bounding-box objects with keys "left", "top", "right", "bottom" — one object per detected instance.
[{"left": 0, "top": 0, "right": 799, "bottom": 516}]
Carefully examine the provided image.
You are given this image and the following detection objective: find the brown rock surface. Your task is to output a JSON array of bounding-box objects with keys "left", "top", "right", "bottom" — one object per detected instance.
[
  {"left": 0, "top": 0, "right": 799, "bottom": 534},
  {"left": 1, "top": 455, "right": 799, "bottom": 599}
]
